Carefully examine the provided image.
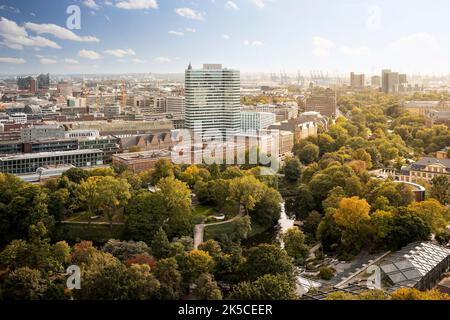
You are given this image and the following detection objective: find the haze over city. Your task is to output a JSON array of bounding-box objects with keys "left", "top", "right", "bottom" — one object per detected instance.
[{"left": 1, "top": 0, "right": 450, "bottom": 74}]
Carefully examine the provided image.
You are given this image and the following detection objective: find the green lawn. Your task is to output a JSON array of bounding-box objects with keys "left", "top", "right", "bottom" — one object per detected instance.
[
  {"left": 204, "top": 220, "right": 239, "bottom": 241},
  {"left": 53, "top": 223, "right": 125, "bottom": 244},
  {"left": 192, "top": 204, "right": 216, "bottom": 217},
  {"left": 64, "top": 212, "right": 124, "bottom": 223},
  {"left": 248, "top": 222, "right": 271, "bottom": 238}
]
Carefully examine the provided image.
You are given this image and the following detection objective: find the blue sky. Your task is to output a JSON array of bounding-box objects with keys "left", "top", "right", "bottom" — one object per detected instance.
[{"left": 1, "top": 0, "right": 450, "bottom": 75}]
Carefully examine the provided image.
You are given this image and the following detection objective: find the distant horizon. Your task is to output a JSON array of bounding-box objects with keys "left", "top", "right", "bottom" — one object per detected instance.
[{"left": 2, "top": 0, "right": 450, "bottom": 74}]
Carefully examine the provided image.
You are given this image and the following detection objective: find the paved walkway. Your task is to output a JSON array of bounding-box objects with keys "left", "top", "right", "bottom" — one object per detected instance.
[
  {"left": 60, "top": 221, "right": 125, "bottom": 226},
  {"left": 193, "top": 208, "right": 244, "bottom": 249}
]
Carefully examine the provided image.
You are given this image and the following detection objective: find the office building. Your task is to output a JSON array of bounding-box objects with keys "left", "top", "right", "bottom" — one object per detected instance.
[
  {"left": 17, "top": 77, "right": 32, "bottom": 90},
  {"left": 58, "top": 81, "right": 73, "bottom": 97},
  {"left": 9, "top": 113, "right": 27, "bottom": 124},
  {"left": 78, "top": 136, "right": 120, "bottom": 163},
  {"left": 112, "top": 150, "right": 171, "bottom": 173},
  {"left": 37, "top": 74, "right": 50, "bottom": 89},
  {"left": 67, "top": 97, "right": 87, "bottom": 109},
  {"left": 166, "top": 96, "right": 185, "bottom": 115},
  {"left": 29, "top": 78, "right": 37, "bottom": 94},
  {"left": 0, "top": 149, "right": 104, "bottom": 175},
  {"left": 185, "top": 63, "right": 240, "bottom": 140},
  {"left": 254, "top": 103, "right": 299, "bottom": 122},
  {"left": 398, "top": 157, "right": 450, "bottom": 184},
  {"left": 371, "top": 75, "right": 381, "bottom": 87},
  {"left": 21, "top": 125, "right": 65, "bottom": 141},
  {"left": 305, "top": 89, "right": 337, "bottom": 117},
  {"left": 240, "top": 111, "right": 276, "bottom": 132},
  {"left": 102, "top": 105, "right": 121, "bottom": 118},
  {"left": 350, "top": 72, "right": 365, "bottom": 89},
  {"left": 382, "top": 69, "right": 401, "bottom": 94}
]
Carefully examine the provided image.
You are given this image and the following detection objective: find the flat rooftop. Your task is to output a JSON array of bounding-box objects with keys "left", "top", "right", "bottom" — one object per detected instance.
[
  {"left": 0, "top": 149, "right": 103, "bottom": 160},
  {"left": 113, "top": 150, "right": 171, "bottom": 161}
]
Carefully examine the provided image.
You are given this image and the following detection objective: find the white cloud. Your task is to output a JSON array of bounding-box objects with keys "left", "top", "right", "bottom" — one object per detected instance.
[
  {"left": 185, "top": 28, "right": 196, "bottom": 33},
  {"left": 0, "top": 56, "right": 26, "bottom": 64},
  {"left": 0, "top": 5, "right": 20, "bottom": 14},
  {"left": 339, "top": 46, "right": 370, "bottom": 57},
  {"left": 30, "top": 12, "right": 36, "bottom": 17},
  {"left": 0, "top": 18, "right": 61, "bottom": 50},
  {"left": 225, "top": 1, "right": 239, "bottom": 10},
  {"left": 39, "top": 58, "right": 57, "bottom": 64},
  {"left": 168, "top": 30, "right": 184, "bottom": 36},
  {"left": 115, "top": 0, "right": 158, "bottom": 10},
  {"left": 132, "top": 58, "right": 147, "bottom": 63},
  {"left": 104, "top": 48, "right": 136, "bottom": 57},
  {"left": 244, "top": 39, "right": 263, "bottom": 47},
  {"left": 154, "top": 56, "right": 171, "bottom": 63},
  {"left": 175, "top": 8, "right": 204, "bottom": 21},
  {"left": 250, "top": 0, "right": 266, "bottom": 9},
  {"left": 78, "top": 49, "right": 101, "bottom": 60},
  {"left": 387, "top": 32, "right": 440, "bottom": 54},
  {"left": 64, "top": 58, "right": 79, "bottom": 64},
  {"left": 84, "top": 0, "right": 100, "bottom": 10},
  {"left": 24, "top": 22, "right": 99, "bottom": 42},
  {"left": 222, "top": 34, "right": 230, "bottom": 40},
  {"left": 312, "top": 36, "right": 334, "bottom": 57}
]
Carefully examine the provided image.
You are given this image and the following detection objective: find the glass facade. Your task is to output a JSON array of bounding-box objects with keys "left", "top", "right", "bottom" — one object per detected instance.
[
  {"left": 185, "top": 64, "right": 240, "bottom": 140},
  {"left": 0, "top": 150, "right": 103, "bottom": 175}
]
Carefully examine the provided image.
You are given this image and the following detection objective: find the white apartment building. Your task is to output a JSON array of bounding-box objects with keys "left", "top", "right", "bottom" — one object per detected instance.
[
  {"left": 185, "top": 63, "right": 240, "bottom": 140},
  {"left": 240, "top": 111, "right": 276, "bottom": 132}
]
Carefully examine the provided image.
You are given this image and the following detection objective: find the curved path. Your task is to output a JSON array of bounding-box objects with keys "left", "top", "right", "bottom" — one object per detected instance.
[{"left": 193, "top": 207, "right": 244, "bottom": 249}]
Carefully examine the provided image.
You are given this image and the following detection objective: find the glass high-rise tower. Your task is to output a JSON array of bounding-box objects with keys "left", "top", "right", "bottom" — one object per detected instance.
[{"left": 185, "top": 63, "right": 240, "bottom": 140}]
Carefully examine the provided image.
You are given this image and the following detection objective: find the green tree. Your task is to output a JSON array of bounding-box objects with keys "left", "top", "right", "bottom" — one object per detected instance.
[
  {"left": 150, "top": 228, "right": 171, "bottom": 259},
  {"left": 125, "top": 191, "right": 166, "bottom": 243},
  {"left": 283, "top": 157, "right": 302, "bottom": 182},
  {"left": 229, "top": 175, "right": 266, "bottom": 215},
  {"left": 302, "top": 211, "right": 322, "bottom": 239},
  {"left": 176, "top": 250, "right": 215, "bottom": 285},
  {"left": 153, "top": 258, "right": 182, "bottom": 300},
  {"left": 126, "top": 264, "right": 160, "bottom": 300},
  {"left": 430, "top": 175, "right": 450, "bottom": 205},
  {"left": 408, "top": 199, "right": 448, "bottom": 234},
  {"left": 151, "top": 159, "right": 174, "bottom": 185},
  {"left": 297, "top": 143, "right": 319, "bottom": 165},
  {"left": 282, "top": 227, "right": 309, "bottom": 265},
  {"left": 62, "top": 168, "right": 89, "bottom": 184},
  {"left": 230, "top": 274, "right": 297, "bottom": 300},
  {"left": 386, "top": 211, "right": 431, "bottom": 250},
  {"left": 2, "top": 267, "right": 48, "bottom": 300},
  {"left": 102, "top": 239, "right": 150, "bottom": 262},
  {"left": 47, "top": 188, "right": 70, "bottom": 222},
  {"left": 242, "top": 244, "right": 295, "bottom": 281},
  {"left": 94, "top": 176, "right": 132, "bottom": 229},
  {"left": 156, "top": 177, "right": 193, "bottom": 238},
  {"left": 193, "top": 273, "right": 222, "bottom": 300},
  {"left": 251, "top": 188, "right": 282, "bottom": 228}
]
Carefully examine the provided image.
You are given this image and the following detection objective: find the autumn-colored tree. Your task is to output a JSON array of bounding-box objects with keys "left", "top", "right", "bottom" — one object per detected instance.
[
  {"left": 333, "top": 197, "right": 372, "bottom": 253},
  {"left": 408, "top": 199, "right": 449, "bottom": 234}
]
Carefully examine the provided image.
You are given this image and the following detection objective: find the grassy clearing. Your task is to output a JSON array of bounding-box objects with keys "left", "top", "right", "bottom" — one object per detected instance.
[{"left": 53, "top": 223, "right": 125, "bottom": 244}]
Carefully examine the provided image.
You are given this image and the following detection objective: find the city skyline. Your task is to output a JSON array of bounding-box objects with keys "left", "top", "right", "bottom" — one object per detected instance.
[{"left": 2, "top": 0, "right": 450, "bottom": 75}]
